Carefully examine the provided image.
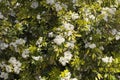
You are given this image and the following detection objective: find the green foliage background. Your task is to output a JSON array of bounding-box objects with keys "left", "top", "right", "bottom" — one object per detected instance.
[{"left": 0, "top": 0, "right": 120, "bottom": 80}]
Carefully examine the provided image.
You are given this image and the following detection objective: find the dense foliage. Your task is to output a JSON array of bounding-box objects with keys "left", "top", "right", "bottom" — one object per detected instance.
[{"left": 0, "top": 0, "right": 120, "bottom": 80}]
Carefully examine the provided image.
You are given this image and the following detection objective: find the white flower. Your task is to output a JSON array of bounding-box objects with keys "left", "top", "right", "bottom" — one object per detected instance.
[
  {"left": 111, "top": 29, "right": 117, "bottom": 35},
  {"left": 16, "top": 2, "right": 20, "bottom": 6},
  {"left": 89, "top": 15, "right": 95, "bottom": 20},
  {"left": 59, "top": 51, "right": 72, "bottom": 66},
  {"left": 72, "top": 0, "right": 78, "bottom": 3},
  {"left": 97, "top": 0, "right": 103, "bottom": 4},
  {"left": 9, "top": 11, "right": 16, "bottom": 17},
  {"left": 89, "top": 37, "right": 92, "bottom": 40},
  {"left": 86, "top": 25, "right": 91, "bottom": 31},
  {"left": 0, "top": 72, "right": 8, "bottom": 79},
  {"left": 53, "top": 35, "right": 65, "bottom": 45},
  {"left": 22, "top": 49, "right": 30, "bottom": 58},
  {"left": 55, "top": 2, "right": 62, "bottom": 11},
  {"left": 85, "top": 42, "right": 90, "bottom": 48},
  {"left": 10, "top": 42, "right": 17, "bottom": 47},
  {"left": 56, "top": 28, "right": 61, "bottom": 31},
  {"left": 103, "top": 14, "right": 108, "bottom": 21},
  {"left": 115, "top": 35, "right": 120, "bottom": 40},
  {"left": 14, "top": 66, "right": 21, "bottom": 74},
  {"left": 36, "top": 14, "right": 41, "bottom": 19},
  {"left": 61, "top": 3, "right": 68, "bottom": 10},
  {"left": 36, "top": 76, "right": 46, "bottom": 80},
  {"left": 48, "top": 32, "right": 54, "bottom": 37},
  {"left": 71, "top": 78, "right": 78, "bottom": 80},
  {"left": 8, "top": 57, "right": 22, "bottom": 74},
  {"left": 14, "top": 3, "right": 20, "bottom": 8},
  {"left": 107, "top": 8, "right": 116, "bottom": 15},
  {"left": 96, "top": 29, "right": 101, "bottom": 34},
  {"left": 36, "top": 37, "right": 43, "bottom": 45},
  {"left": 101, "top": 9, "right": 108, "bottom": 21},
  {"left": 84, "top": 18, "right": 89, "bottom": 22},
  {"left": 0, "top": 0, "right": 2, "bottom": 2},
  {"left": 13, "top": 61, "right": 22, "bottom": 68},
  {"left": 38, "top": 76, "right": 46, "bottom": 80},
  {"left": 102, "top": 57, "right": 109, "bottom": 63},
  {"left": 15, "top": 38, "right": 26, "bottom": 45},
  {"left": 71, "top": 13, "right": 79, "bottom": 20},
  {"left": 63, "top": 22, "right": 74, "bottom": 30},
  {"left": 0, "top": 61, "right": 6, "bottom": 68},
  {"left": 102, "top": 56, "right": 113, "bottom": 63},
  {"left": 102, "top": 7, "right": 116, "bottom": 14},
  {"left": 32, "top": 56, "right": 42, "bottom": 61},
  {"left": 109, "top": 57, "right": 114, "bottom": 63},
  {"left": 101, "top": 7, "right": 116, "bottom": 21},
  {"left": 0, "top": 12, "right": 4, "bottom": 19},
  {"left": 46, "top": 0, "right": 55, "bottom": 5},
  {"left": 89, "top": 43, "right": 96, "bottom": 49},
  {"left": 8, "top": 57, "right": 17, "bottom": 64},
  {"left": 13, "top": 61, "right": 21, "bottom": 74},
  {"left": 118, "top": 32, "right": 120, "bottom": 35},
  {"left": 0, "top": 42, "right": 8, "bottom": 50},
  {"left": 118, "top": 0, "right": 120, "bottom": 3},
  {"left": 60, "top": 78, "right": 66, "bottom": 80},
  {"left": 85, "top": 42, "right": 96, "bottom": 49},
  {"left": 31, "top": 1, "right": 39, "bottom": 9},
  {"left": 5, "top": 65, "right": 12, "bottom": 72},
  {"left": 84, "top": 8, "right": 91, "bottom": 16},
  {"left": 66, "top": 41, "right": 75, "bottom": 49},
  {"left": 64, "top": 51, "right": 73, "bottom": 61},
  {"left": 99, "top": 46, "right": 104, "bottom": 50},
  {"left": 59, "top": 57, "right": 68, "bottom": 66},
  {"left": 67, "top": 31, "right": 73, "bottom": 36},
  {"left": 108, "top": 37, "right": 112, "bottom": 41}
]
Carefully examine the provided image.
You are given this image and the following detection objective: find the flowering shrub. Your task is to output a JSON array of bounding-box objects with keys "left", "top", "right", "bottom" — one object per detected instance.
[{"left": 0, "top": 0, "right": 120, "bottom": 80}]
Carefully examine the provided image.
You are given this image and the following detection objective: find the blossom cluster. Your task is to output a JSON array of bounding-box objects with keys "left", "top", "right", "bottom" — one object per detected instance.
[
  {"left": 0, "top": 57, "right": 22, "bottom": 79},
  {"left": 8, "top": 57, "right": 22, "bottom": 74},
  {"left": 102, "top": 56, "right": 113, "bottom": 63},
  {"left": 59, "top": 51, "right": 73, "bottom": 66}
]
